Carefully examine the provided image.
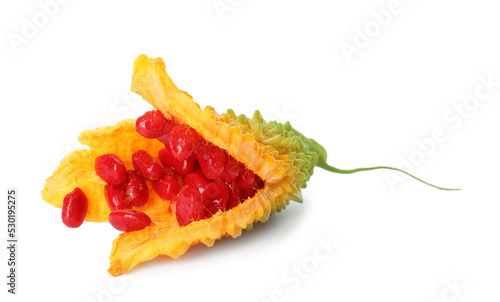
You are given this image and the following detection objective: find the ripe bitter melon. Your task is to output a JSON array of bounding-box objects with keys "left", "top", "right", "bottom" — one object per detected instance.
[{"left": 41, "top": 54, "right": 457, "bottom": 276}]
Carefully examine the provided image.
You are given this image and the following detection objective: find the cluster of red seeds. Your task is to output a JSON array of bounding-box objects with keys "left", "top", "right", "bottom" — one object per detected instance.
[
  {"left": 93, "top": 153, "right": 152, "bottom": 232},
  {"left": 61, "top": 110, "right": 264, "bottom": 232},
  {"left": 135, "top": 110, "right": 264, "bottom": 226}
]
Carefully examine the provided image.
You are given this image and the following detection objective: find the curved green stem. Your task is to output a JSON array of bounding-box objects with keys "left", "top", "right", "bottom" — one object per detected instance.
[{"left": 316, "top": 160, "right": 460, "bottom": 191}]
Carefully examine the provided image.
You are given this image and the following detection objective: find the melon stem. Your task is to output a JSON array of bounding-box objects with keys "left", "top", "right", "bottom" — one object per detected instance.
[{"left": 316, "top": 160, "right": 460, "bottom": 191}]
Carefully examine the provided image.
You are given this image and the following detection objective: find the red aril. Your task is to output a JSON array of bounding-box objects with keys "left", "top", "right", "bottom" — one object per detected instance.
[
  {"left": 169, "top": 124, "right": 200, "bottom": 160},
  {"left": 183, "top": 170, "right": 210, "bottom": 193},
  {"left": 135, "top": 110, "right": 168, "bottom": 139},
  {"left": 108, "top": 209, "right": 151, "bottom": 232},
  {"left": 196, "top": 142, "right": 227, "bottom": 180},
  {"left": 104, "top": 185, "right": 131, "bottom": 211},
  {"left": 132, "top": 150, "right": 164, "bottom": 181},
  {"left": 202, "top": 180, "right": 229, "bottom": 218},
  {"left": 95, "top": 154, "right": 127, "bottom": 186},
  {"left": 238, "top": 168, "right": 255, "bottom": 190},
  {"left": 62, "top": 187, "right": 88, "bottom": 228},
  {"left": 219, "top": 156, "right": 241, "bottom": 183},
  {"left": 158, "top": 147, "right": 194, "bottom": 176},
  {"left": 124, "top": 170, "right": 149, "bottom": 207},
  {"left": 175, "top": 184, "right": 204, "bottom": 226},
  {"left": 157, "top": 118, "right": 176, "bottom": 144},
  {"left": 157, "top": 131, "right": 171, "bottom": 145},
  {"left": 153, "top": 170, "right": 180, "bottom": 200}
]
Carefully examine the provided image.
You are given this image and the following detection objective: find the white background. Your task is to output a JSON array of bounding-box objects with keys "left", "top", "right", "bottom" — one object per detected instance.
[{"left": 1, "top": 0, "right": 499, "bottom": 301}]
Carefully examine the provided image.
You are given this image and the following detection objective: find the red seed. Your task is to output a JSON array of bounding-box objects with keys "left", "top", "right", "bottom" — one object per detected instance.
[
  {"left": 183, "top": 170, "right": 211, "bottom": 193},
  {"left": 108, "top": 209, "right": 151, "bottom": 232},
  {"left": 226, "top": 180, "right": 241, "bottom": 210},
  {"left": 238, "top": 168, "right": 255, "bottom": 190},
  {"left": 124, "top": 170, "right": 149, "bottom": 207},
  {"left": 219, "top": 156, "right": 242, "bottom": 183},
  {"left": 157, "top": 131, "right": 171, "bottom": 145},
  {"left": 175, "top": 185, "right": 204, "bottom": 226},
  {"left": 153, "top": 170, "right": 180, "bottom": 200},
  {"left": 202, "top": 180, "right": 229, "bottom": 218},
  {"left": 158, "top": 147, "right": 194, "bottom": 176},
  {"left": 62, "top": 187, "right": 88, "bottom": 228},
  {"left": 157, "top": 118, "right": 176, "bottom": 144},
  {"left": 196, "top": 142, "right": 227, "bottom": 180},
  {"left": 104, "top": 185, "right": 131, "bottom": 211},
  {"left": 132, "top": 150, "right": 164, "bottom": 181},
  {"left": 169, "top": 124, "right": 200, "bottom": 160},
  {"left": 95, "top": 154, "right": 127, "bottom": 186},
  {"left": 135, "top": 110, "right": 168, "bottom": 139}
]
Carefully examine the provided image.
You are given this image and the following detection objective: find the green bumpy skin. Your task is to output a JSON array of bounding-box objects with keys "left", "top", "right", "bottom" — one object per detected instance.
[{"left": 217, "top": 107, "right": 325, "bottom": 195}]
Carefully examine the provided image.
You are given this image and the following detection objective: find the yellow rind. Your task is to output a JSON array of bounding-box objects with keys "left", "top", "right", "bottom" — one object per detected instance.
[
  {"left": 131, "top": 54, "right": 289, "bottom": 184},
  {"left": 108, "top": 177, "right": 293, "bottom": 276}
]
